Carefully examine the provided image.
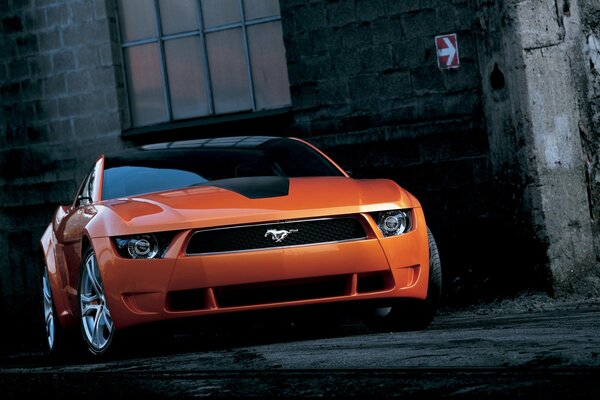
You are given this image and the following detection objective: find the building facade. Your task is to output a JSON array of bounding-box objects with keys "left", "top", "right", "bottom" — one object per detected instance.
[{"left": 1, "top": 0, "right": 599, "bottom": 341}]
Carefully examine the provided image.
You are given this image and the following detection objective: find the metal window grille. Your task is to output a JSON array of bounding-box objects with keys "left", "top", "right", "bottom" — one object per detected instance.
[{"left": 115, "top": 0, "right": 292, "bottom": 128}]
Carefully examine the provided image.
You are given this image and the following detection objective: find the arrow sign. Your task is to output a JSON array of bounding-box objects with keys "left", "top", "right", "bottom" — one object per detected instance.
[{"left": 435, "top": 34, "right": 460, "bottom": 69}]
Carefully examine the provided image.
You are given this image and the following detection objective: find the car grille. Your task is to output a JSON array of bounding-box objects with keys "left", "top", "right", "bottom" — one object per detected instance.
[{"left": 186, "top": 216, "right": 367, "bottom": 255}]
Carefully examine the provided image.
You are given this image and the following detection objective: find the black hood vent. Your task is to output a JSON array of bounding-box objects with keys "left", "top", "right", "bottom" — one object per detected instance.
[{"left": 197, "top": 176, "right": 289, "bottom": 199}]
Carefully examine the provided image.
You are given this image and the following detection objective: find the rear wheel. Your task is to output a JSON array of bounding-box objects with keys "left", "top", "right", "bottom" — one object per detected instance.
[
  {"left": 42, "top": 267, "right": 67, "bottom": 355},
  {"left": 367, "top": 227, "right": 442, "bottom": 331},
  {"left": 78, "top": 248, "right": 115, "bottom": 356}
]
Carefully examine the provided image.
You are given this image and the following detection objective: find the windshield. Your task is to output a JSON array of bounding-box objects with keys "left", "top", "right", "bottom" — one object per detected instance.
[{"left": 102, "top": 137, "right": 343, "bottom": 199}]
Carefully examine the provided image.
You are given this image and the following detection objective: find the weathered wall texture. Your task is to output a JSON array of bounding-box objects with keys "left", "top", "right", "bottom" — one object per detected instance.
[
  {"left": 475, "top": 0, "right": 600, "bottom": 295},
  {"left": 580, "top": 0, "right": 600, "bottom": 264},
  {"left": 509, "top": 0, "right": 597, "bottom": 295},
  {"left": 0, "top": 0, "right": 125, "bottom": 321}
]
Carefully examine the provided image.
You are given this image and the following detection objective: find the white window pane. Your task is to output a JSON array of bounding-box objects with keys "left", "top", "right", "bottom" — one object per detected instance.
[
  {"left": 164, "top": 37, "right": 210, "bottom": 119},
  {"left": 117, "top": 0, "right": 157, "bottom": 42},
  {"left": 124, "top": 44, "right": 169, "bottom": 126},
  {"left": 247, "top": 21, "right": 291, "bottom": 109},
  {"left": 201, "top": 0, "right": 241, "bottom": 28},
  {"left": 243, "top": 0, "right": 280, "bottom": 20},
  {"left": 158, "top": 0, "right": 199, "bottom": 35},
  {"left": 206, "top": 28, "right": 252, "bottom": 114}
]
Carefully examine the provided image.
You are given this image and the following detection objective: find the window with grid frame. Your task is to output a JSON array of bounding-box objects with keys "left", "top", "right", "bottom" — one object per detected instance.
[{"left": 116, "top": 0, "right": 292, "bottom": 128}]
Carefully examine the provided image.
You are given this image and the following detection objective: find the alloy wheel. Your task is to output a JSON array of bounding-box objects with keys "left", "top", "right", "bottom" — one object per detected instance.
[
  {"left": 42, "top": 268, "right": 55, "bottom": 351},
  {"left": 79, "top": 252, "right": 114, "bottom": 353}
]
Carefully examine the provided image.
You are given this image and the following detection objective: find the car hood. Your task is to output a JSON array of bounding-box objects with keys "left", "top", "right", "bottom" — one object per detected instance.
[{"left": 88, "top": 177, "right": 419, "bottom": 237}]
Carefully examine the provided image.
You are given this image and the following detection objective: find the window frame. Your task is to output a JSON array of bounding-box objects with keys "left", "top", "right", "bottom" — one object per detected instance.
[
  {"left": 114, "top": 0, "right": 291, "bottom": 129},
  {"left": 73, "top": 167, "right": 96, "bottom": 208}
]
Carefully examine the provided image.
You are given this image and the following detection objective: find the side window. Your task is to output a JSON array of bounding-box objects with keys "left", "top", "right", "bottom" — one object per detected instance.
[{"left": 74, "top": 168, "right": 96, "bottom": 207}]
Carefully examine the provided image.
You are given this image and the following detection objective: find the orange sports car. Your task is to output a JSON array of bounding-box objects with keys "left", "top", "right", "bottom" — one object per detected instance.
[{"left": 41, "top": 136, "right": 441, "bottom": 356}]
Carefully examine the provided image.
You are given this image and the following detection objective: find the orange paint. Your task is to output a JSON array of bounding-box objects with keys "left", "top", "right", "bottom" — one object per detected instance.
[{"left": 40, "top": 138, "right": 430, "bottom": 332}]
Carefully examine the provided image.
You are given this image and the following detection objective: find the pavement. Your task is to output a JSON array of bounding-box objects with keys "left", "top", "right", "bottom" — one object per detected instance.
[{"left": 2, "top": 294, "right": 600, "bottom": 398}]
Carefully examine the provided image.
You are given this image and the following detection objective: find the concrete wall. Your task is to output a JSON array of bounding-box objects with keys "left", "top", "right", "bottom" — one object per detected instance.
[
  {"left": 580, "top": 0, "right": 600, "bottom": 264},
  {"left": 475, "top": 0, "right": 599, "bottom": 296},
  {"left": 509, "top": 0, "right": 597, "bottom": 295}
]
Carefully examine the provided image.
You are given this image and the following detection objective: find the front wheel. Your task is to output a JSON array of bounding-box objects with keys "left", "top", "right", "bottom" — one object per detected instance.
[
  {"left": 78, "top": 248, "right": 115, "bottom": 356},
  {"left": 367, "top": 227, "right": 442, "bottom": 331}
]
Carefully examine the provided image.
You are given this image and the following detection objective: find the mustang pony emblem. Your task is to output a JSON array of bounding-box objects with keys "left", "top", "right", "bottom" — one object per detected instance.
[{"left": 265, "top": 228, "right": 298, "bottom": 243}]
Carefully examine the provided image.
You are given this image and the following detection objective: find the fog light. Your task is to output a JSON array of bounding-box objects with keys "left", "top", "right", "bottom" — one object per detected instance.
[{"left": 376, "top": 210, "right": 410, "bottom": 237}]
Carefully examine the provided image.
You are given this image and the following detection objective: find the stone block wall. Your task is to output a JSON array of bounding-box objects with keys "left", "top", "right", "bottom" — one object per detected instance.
[{"left": 0, "top": 0, "right": 125, "bottom": 331}]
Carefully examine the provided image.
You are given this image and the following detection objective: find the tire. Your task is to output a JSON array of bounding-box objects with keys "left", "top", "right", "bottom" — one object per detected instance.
[
  {"left": 367, "top": 227, "right": 442, "bottom": 331},
  {"left": 78, "top": 248, "right": 116, "bottom": 356},
  {"left": 42, "top": 266, "right": 69, "bottom": 356},
  {"left": 424, "top": 227, "right": 442, "bottom": 310}
]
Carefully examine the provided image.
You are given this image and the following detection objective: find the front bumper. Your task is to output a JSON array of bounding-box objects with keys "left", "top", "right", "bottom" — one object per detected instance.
[{"left": 95, "top": 210, "right": 430, "bottom": 330}]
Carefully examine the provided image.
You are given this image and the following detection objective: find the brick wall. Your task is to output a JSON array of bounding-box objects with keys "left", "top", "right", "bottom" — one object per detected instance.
[{"left": 0, "top": 0, "right": 125, "bottom": 334}]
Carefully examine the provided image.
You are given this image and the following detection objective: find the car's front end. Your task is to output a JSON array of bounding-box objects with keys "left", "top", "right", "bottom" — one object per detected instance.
[
  {"left": 88, "top": 179, "right": 430, "bottom": 330},
  {"left": 42, "top": 136, "right": 439, "bottom": 356}
]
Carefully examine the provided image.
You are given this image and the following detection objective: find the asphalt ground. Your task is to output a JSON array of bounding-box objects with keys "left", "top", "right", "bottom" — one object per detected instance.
[{"left": 2, "top": 295, "right": 600, "bottom": 398}]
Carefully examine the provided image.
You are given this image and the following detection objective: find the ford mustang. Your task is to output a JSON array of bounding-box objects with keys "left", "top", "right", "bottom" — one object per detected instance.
[{"left": 41, "top": 136, "right": 441, "bottom": 356}]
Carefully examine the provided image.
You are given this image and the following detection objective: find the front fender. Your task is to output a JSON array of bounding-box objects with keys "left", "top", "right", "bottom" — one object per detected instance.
[{"left": 40, "top": 221, "right": 77, "bottom": 329}]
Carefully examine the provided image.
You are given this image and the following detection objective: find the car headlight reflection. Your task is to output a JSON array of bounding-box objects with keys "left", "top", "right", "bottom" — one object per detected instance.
[{"left": 374, "top": 210, "right": 412, "bottom": 237}]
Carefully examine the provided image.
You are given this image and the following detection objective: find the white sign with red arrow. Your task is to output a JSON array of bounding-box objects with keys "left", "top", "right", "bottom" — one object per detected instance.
[{"left": 435, "top": 33, "right": 460, "bottom": 69}]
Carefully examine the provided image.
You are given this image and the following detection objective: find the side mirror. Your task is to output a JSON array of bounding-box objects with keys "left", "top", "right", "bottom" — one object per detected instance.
[
  {"left": 345, "top": 170, "right": 353, "bottom": 177},
  {"left": 76, "top": 195, "right": 93, "bottom": 206}
]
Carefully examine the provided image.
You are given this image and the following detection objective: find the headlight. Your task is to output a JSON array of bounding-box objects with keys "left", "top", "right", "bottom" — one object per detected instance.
[
  {"left": 113, "top": 232, "right": 176, "bottom": 259},
  {"left": 373, "top": 210, "right": 412, "bottom": 237}
]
